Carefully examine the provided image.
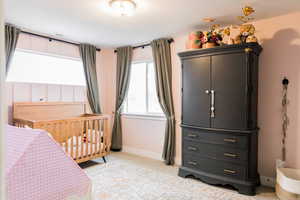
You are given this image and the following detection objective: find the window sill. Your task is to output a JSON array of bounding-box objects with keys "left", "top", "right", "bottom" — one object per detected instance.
[{"left": 121, "top": 113, "right": 166, "bottom": 121}]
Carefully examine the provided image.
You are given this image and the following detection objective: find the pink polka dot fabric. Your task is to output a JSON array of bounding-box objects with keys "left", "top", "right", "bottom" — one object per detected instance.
[{"left": 5, "top": 125, "right": 92, "bottom": 200}]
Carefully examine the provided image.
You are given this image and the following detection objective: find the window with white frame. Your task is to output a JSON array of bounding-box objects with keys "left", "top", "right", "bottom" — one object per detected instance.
[
  {"left": 123, "top": 61, "right": 164, "bottom": 116},
  {"left": 6, "top": 50, "right": 86, "bottom": 86}
]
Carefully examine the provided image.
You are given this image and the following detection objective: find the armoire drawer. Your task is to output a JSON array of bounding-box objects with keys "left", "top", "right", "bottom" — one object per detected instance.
[
  {"left": 183, "top": 140, "right": 248, "bottom": 164},
  {"left": 183, "top": 154, "right": 247, "bottom": 180},
  {"left": 183, "top": 128, "right": 249, "bottom": 149}
]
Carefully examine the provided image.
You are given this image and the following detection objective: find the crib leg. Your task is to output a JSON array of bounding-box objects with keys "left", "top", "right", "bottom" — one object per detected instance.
[{"left": 102, "top": 156, "right": 107, "bottom": 163}]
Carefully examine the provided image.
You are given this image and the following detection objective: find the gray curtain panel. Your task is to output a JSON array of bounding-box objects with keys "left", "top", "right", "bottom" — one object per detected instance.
[
  {"left": 111, "top": 46, "right": 133, "bottom": 151},
  {"left": 5, "top": 24, "right": 20, "bottom": 76},
  {"left": 151, "top": 38, "right": 175, "bottom": 165},
  {"left": 79, "top": 44, "right": 102, "bottom": 114}
]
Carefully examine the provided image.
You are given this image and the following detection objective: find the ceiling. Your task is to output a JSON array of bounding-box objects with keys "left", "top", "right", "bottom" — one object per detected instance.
[{"left": 4, "top": 0, "right": 300, "bottom": 48}]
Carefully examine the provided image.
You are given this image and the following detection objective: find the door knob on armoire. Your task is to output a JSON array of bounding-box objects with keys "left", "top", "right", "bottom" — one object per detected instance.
[{"left": 205, "top": 90, "right": 210, "bottom": 94}]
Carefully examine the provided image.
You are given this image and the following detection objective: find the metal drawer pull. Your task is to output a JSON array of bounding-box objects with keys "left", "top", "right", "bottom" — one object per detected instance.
[
  {"left": 188, "top": 146, "right": 197, "bottom": 151},
  {"left": 223, "top": 138, "right": 237, "bottom": 143},
  {"left": 224, "top": 153, "right": 237, "bottom": 158},
  {"left": 188, "top": 161, "right": 197, "bottom": 166},
  {"left": 224, "top": 169, "right": 236, "bottom": 174},
  {"left": 188, "top": 134, "right": 197, "bottom": 138}
]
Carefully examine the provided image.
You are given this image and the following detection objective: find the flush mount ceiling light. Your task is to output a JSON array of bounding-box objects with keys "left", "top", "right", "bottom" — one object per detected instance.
[
  {"left": 109, "top": 0, "right": 137, "bottom": 16},
  {"left": 202, "top": 17, "right": 216, "bottom": 23}
]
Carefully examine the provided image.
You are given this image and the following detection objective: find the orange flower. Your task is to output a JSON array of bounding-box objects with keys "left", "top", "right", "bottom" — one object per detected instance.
[
  {"left": 243, "top": 6, "right": 255, "bottom": 16},
  {"left": 223, "top": 27, "right": 230, "bottom": 36}
]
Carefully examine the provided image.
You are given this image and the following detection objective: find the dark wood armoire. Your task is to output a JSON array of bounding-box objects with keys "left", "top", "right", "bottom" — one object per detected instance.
[{"left": 178, "top": 43, "right": 262, "bottom": 195}]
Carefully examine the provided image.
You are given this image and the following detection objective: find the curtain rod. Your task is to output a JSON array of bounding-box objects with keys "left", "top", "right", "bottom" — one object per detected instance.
[
  {"left": 114, "top": 38, "right": 174, "bottom": 53},
  {"left": 20, "top": 31, "right": 101, "bottom": 52}
]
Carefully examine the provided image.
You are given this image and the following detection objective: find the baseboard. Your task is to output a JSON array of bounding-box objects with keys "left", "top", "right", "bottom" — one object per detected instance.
[
  {"left": 122, "top": 146, "right": 163, "bottom": 161},
  {"left": 260, "top": 176, "right": 276, "bottom": 188},
  {"left": 175, "top": 156, "right": 181, "bottom": 166}
]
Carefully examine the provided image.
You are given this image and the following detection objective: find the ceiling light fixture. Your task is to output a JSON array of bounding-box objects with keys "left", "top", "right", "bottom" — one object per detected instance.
[
  {"left": 202, "top": 17, "right": 216, "bottom": 23},
  {"left": 109, "top": 0, "right": 137, "bottom": 16}
]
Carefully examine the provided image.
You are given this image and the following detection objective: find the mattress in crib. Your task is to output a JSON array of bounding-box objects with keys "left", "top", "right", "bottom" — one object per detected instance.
[
  {"left": 5, "top": 125, "right": 92, "bottom": 200},
  {"left": 62, "top": 135, "right": 104, "bottom": 159}
]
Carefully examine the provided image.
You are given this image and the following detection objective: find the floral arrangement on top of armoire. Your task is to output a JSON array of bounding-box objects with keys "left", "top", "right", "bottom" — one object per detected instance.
[{"left": 187, "top": 6, "right": 258, "bottom": 49}]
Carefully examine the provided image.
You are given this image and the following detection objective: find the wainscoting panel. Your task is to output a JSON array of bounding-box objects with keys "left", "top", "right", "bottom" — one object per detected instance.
[
  {"left": 13, "top": 83, "right": 31, "bottom": 102},
  {"left": 61, "top": 85, "right": 74, "bottom": 102},
  {"left": 32, "top": 84, "right": 47, "bottom": 102},
  {"left": 6, "top": 82, "right": 86, "bottom": 123},
  {"left": 47, "top": 85, "right": 61, "bottom": 102},
  {"left": 74, "top": 86, "right": 86, "bottom": 102}
]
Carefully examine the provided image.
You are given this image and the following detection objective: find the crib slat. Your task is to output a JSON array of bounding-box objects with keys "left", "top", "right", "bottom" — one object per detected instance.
[
  {"left": 64, "top": 121, "right": 68, "bottom": 154},
  {"left": 97, "top": 119, "right": 101, "bottom": 155},
  {"left": 94, "top": 119, "right": 98, "bottom": 156},
  {"left": 99, "top": 119, "right": 103, "bottom": 154},
  {"left": 81, "top": 120, "right": 84, "bottom": 159},
  {"left": 90, "top": 120, "right": 94, "bottom": 157},
  {"left": 103, "top": 119, "right": 108, "bottom": 153},
  {"left": 70, "top": 122, "right": 74, "bottom": 159},
  {"left": 98, "top": 119, "right": 101, "bottom": 155},
  {"left": 58, "top": 122, "right": 62, "bottom": 146},
  {"left": 75, "top": 121, "right": 79, "bottom": 160},
  {"left": 85, "top": 120, "right": 89, "bottom": 158}
]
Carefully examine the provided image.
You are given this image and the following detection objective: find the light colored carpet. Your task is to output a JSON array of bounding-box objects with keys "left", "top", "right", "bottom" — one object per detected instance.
[{"left": 82, "top": 153, "right": 278, "bottom": 200}]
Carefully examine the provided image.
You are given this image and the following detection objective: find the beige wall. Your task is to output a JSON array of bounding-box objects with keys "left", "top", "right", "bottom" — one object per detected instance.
[
  {"left": 124, "top": 46, "right": 167, "bottom": 159},
  {"left": 96, "top": 48, "right": 116, "bottom": 115},
  {"left": 253, "top": 12, "right": 300, "bottom": 177},
  {"left": 99, "top": 12, "right": 300, "bottom": 179}
]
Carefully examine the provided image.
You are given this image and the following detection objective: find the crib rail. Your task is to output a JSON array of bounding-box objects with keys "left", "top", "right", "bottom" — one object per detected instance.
[{"left": 13, "top": 114, "right": 111, "bottom": 163}]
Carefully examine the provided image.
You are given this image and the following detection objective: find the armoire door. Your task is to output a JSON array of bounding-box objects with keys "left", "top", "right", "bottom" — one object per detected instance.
[
  {"left": 182, "top": 57, "right": 211, "bottom": 127},
  {"left": 211, "top": 53, "right": 247, "bottom": 130}
]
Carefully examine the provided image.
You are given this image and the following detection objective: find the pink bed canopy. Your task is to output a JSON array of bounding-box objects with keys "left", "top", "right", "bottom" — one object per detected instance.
[{"left": 5, "top": 125, "right": 92, "bottom": 200}]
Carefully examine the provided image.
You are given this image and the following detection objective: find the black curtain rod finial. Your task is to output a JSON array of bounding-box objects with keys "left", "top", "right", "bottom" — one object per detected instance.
[{"left": 282, "top": 77, "right": 289, "bottom": 85}]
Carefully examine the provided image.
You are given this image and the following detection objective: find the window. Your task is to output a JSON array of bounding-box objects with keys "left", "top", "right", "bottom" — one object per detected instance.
[
  {"left": 123, "top": 61, "right": 164, "bottom": 116},
  {"left": 6, "top": 50, "right": 86, "bottom": 86}
]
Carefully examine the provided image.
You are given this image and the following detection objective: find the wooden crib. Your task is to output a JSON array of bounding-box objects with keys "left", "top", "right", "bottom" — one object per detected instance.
[{"left": 13, "top": 102, "right": 112, "bottom": 163}]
